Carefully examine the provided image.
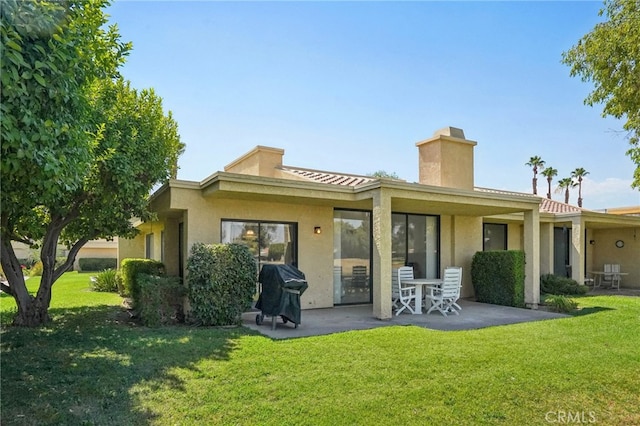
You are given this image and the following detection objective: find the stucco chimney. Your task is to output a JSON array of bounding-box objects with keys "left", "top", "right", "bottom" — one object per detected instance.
[
  {"left": 224, "top": 146, "right": 284, "bottom": 178},
  {"left": 416, "top": 127, "right": 477, "bottom": 190}
]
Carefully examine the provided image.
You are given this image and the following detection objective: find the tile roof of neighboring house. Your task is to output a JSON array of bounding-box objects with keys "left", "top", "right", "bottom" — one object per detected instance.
[
  {"left": 475, "top": 187, "right": 585, "bottom": 214},
  {"left": 280, "top": 167, "right": 376, "bottom": 187}
]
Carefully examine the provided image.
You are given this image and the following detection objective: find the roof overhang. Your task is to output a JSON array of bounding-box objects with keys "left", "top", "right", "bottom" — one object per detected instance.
[{"left": 194, "top": 172, "right": 541, "bottom": 216}]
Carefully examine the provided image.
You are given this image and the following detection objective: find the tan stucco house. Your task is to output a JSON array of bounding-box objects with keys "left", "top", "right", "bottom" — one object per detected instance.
[{"left": 118, "top": 127, "right": 640, "bottom": 320}]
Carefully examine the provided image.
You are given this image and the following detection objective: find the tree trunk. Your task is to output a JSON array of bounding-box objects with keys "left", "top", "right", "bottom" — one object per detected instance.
[
  {"left": 13, "top": 293, "right": 51, "bottom": 326},
  {"left": 578, "top": 180, "right": 583, "bottom": 207},
  {"left": 547, "top": 178, "right": 552, "bottom": 199},
  {"left": 0, "top": 236, "right": 51, "bottom": 325},
  {"left": 532, "top": 177, "right": 538, "bottom": 195},
  {"left": 1, "top": 217, "right": 87, "bottom": 327}
]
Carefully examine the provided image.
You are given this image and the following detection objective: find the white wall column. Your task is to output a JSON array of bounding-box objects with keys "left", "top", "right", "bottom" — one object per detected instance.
[
  {"left": 524, "top": 209, "right": 540, "bottom": 308},
  {"left": 570, "top": 217, "right": 585, "bottom": 284},
  {"left": 372, "top": 188, "right": 392, "bottom": 319}
]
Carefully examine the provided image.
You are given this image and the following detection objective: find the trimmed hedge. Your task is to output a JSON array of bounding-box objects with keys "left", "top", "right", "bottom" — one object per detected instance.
[
  {"left": 136, "top": 274, "right": 185, "bottom": 327},
  {"left": 541, "top": 274, "right": 588, "bottom": 296},
  {"left": 120, "top": 258, "right": 164, "bottom": 299},
  {"left": 471, "top": 250, "right": 525, "bottom": 308},
  {"left": 79, "top": 258, "right": 117, "bottom": 272},
  {"left": 186, "top": 243, "right": 257, "bottom": 326}
]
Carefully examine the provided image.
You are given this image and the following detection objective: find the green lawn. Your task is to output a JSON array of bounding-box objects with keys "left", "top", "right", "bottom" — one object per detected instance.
[{"left": 1, "top": 272, "right": 639, "bottom": 425}]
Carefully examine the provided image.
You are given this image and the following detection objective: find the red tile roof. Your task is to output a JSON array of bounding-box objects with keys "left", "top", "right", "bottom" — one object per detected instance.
[{"left": 475, "top": 187, "right": 585, "bottom": 214}]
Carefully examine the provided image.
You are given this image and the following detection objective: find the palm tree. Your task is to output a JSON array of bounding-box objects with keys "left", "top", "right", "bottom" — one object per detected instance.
[
  {"left": 555, "top": 177, "right": 577, "bottom": 204},
  {"left": 540, "top": 167, "right": 558, "bottom": 199},
  {"left": 525, "top": 156, "right": 545, "bottom": 195},
  {"left": 571, "top": 167, "right": 590, "bottom": 207}
]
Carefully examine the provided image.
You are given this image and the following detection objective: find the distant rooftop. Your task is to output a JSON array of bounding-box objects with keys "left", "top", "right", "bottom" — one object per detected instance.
[{"left": 475, "top": 187, "right": 583, "bottom": 214}]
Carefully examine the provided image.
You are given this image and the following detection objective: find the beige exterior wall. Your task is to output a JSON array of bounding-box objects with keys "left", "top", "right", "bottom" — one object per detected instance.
[
  {"left": 507, "top": 223, "right": 522, "bottom": 250},
  {"left": 590, "top": 228, "right": 640, "bottom": 289},
  {"left": 204, "top": 198, "right": 336, "bottom": 309},
  {"left": 117, "top": 234, "right": 145, "bottom": 267},
  {"left": 450, "top": 216, "right": 483, "bottom": 298},
  {"left": 539, "top": 222, "right": 554, "bottom": 276}
]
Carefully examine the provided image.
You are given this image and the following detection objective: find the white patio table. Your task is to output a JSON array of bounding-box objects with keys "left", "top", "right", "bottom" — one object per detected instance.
[
  {"left": 401, "top": 278, "right": 443, "bottom": 314},
  {"left": 588, "top": 271, "right": 628, "bottom": 288}
]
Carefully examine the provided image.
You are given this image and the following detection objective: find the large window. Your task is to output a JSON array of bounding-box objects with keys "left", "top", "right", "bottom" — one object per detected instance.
[
  {"left": 333, "top": 210, "right": 372, "bottom": 305},
  {"left": 392, "top": 213, "right": 439, "bottom": 279},
  {"left": 145, "top": 233, "right": 154, "bottom": 259},
  {"left": 483, "top": 223, "right": 507, "bottom": 251},
  {"left": 221, "top": 220, "right": 298, "bottom": 271}
]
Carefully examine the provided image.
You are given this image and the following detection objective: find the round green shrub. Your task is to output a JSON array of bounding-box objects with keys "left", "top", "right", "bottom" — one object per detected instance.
[{"left": 541, "top": 274, "right": 588, "bottom": 295}]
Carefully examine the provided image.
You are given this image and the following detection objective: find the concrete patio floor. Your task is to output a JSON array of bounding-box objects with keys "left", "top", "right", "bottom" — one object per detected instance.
[{"left": 242, "top": 298, "right": 569, "bottom": 340}]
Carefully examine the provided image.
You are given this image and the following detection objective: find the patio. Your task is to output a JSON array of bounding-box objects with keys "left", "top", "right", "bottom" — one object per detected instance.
[{"left": 242, "top": 298, "right": 569, "bottom": 339}]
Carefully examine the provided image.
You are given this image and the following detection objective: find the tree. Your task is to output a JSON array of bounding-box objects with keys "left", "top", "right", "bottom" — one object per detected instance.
[
  {"left": 541, "top": 167, "right": 558, "bottom": 200},
  {"left": 368, "top": 170, "right": 400, "bottom": 179},
  {"left": 571, "top": 167, "right": 590, "bottom": 207},
  {"left": 0, "top": 0, "right": 184, "bottom": 326},
  {"left": 556, "top": 178, "right": 577, "bottom": 204},
  {"left": 562, "top": 0, "right": 640, "bottom": 189},
  {"left": 525, "top": 156, "right": 545, "bottom": 195}
]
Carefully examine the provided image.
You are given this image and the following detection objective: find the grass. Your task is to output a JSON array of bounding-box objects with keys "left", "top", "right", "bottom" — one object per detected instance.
[{"left": 2, "top": 272, "right": 639, "bottom": 425}]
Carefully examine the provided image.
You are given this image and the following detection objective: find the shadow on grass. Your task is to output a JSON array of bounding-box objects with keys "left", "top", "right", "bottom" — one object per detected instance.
[
  {"left": 569, "top": 306, "right": 615, "bottom": 317},
  {"left": 1, "top": 304, "right": 255, "bottom": 425}
]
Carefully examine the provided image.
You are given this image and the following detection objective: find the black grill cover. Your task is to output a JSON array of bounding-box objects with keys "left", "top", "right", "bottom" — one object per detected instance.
[{"left": 256, "top": 264, "right": 308, "bottom": 325}]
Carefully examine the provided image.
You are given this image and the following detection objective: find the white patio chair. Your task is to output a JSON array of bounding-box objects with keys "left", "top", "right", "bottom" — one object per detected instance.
[
  {"left": 391, "top": 268, "right": 399, "bottom": 310},
  {"left": 425, "top": 266, "right": 462, "bottom": 317},
  {"left": 610, "top": 264, "right": 621, "bottom": 290},
  {"left": 448, "top": 266, "right": 463, "bottom": 311},
  {"left": 602, "top": 264, "right": 619, "bottom": 289},
  {"left": 395, "top": 266, "right": 418, "bottom": 316}
]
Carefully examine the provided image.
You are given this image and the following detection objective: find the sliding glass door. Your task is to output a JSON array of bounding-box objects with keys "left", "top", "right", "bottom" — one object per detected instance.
[
  {"left": 392, "top": 213, "right": 439, "bottom": 279},
  {"left": 333, "top": 210, "right": 372, "bottom": 305}
]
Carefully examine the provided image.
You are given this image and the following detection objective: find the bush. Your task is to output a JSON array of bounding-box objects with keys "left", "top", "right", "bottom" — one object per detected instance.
[
  {"left": 267, "top": 243, "right": 285, "bottom": 261},
  {"left": 544, "top": 294, "right": 578, "bottom": 313},
  {"left": 136, "top": 274, "right": 185, "bottom": 327},
  {"left": 540, "top": 274, "right": 588, "bottom": 296},
  {"left": 29, "top": 261, "right": 43, "bottom": 277},
  {"left": 79, "top": 258, "right": 117, "bottom": 272},
  {"left": 186, "top": 243, "right": 257, "bottom": 326},
  {"left": 120, "top": 258, "right": 164, "bottom": 299},
  {"left": 91, "top": 269, "right": 120, "bottom": 292},
  {"left": 471, "top": 250, "right": 525, "bottom": 308}
]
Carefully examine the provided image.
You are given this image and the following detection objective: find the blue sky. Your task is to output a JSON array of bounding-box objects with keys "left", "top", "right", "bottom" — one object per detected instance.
[{"left": 106, "top": 1, "right": 639, "bottom": 210}]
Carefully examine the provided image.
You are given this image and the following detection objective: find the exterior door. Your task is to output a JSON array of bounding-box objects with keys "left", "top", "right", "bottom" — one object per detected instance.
[
  {"left": 333, "top": 210, "right": 372, "bottom": 305},
  {"left": 554, "top": 227, "right": 571, "bottom": 277}
]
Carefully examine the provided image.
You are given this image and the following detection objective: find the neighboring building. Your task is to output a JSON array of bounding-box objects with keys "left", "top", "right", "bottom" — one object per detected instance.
[
  {"left": 119, "top": 127, "right": 640, "bottom": 320},
  {"left": 10, "top": 238, "right": 118, "bottom": 270},
  {"left": 73, "top": 238, "right": 118, "bottom": 270}
]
